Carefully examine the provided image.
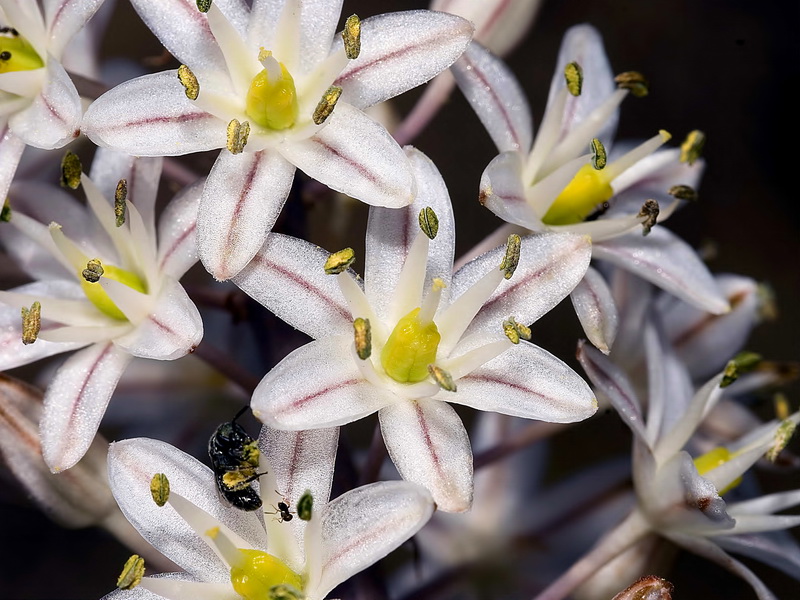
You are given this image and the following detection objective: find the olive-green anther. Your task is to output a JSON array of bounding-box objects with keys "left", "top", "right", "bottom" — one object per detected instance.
[
  {"left": 114, "top": 179, "right": 127, "bottom": 227},
  {"left": 428, "top": 364, "right": 457, "bottom": 392},
  {"left": 312, "top": 86, "right": 342, "bottom": 125},
  {"left": 178, "top": 64, "right": 200, "bottom": 100},
  {"left": 503, "top": 317, "right": 532, "bottom": 344},
  {"left": 590, "top": 138, "right": 607, "bottom": 170},
  {"left": 637, "top": 199, "right": 660, "bottom": 236},
  {"left": 0, "top": 198, "right": 10, "bottom": 222},
  {"left": 60, "top": 152, "right": 82, "bottom": 190},
  {"left": 21, "top": 301, "right": 41, "bottom": 345},
  {"left": 196, "top": 0, "right": 212, "bottom": 13},
  {"left": 500, "top": 234, "right": 521, "bottom": 279},
  {"left": 150, "top": 473, "right": 170, "bottom": 507},
  {"left": 680, "top": 130, "right": 705, "bottom": 165},
  {"left": 564, "top": 61, "right": 583, "bottom": 96},
  {"left": 668, "top": 184, "right": 698, "bottom": 202},
  {"left": 353, "top": 317, "right": 372, "bottom": 360},
  {"left": 82, "top": 259, "right": 105, "bottom": 283},
  {"left": 418, "top": 206, "right": 439, "bottom": 240},
  {"left": 721, "top": 351, "right": 762, "bottom": 388},
  {"left": 324, "top": 248, "right": 355, "bottom": 274},
  {"left": 614, "top": 71, "right": 649, "bottom": 97},
  {"left": 343, "top": 15, "right": 361, "bottom": 59},
  {"left": 116, "top": 555, "right": 145, "bottom": 590},
  {"left": 226, "top": 119, "right": 250, "bottom": 154},
  {"left": 297, "top": 490, "right": 313, "bottom": 521},
  {"left": 767, "top": 418, "right": 796, "bottom": 462}
]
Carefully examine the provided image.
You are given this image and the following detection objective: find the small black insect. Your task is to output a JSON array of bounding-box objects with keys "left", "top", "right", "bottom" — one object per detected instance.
[
  {"left": 208, "top": 406, "right": 264, "bottom": 511},
  {"left": 274, "top": 499, "right": 294, "bottom": 522}
]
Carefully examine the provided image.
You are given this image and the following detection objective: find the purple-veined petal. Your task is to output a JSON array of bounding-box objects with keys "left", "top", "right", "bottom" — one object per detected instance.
[
  {"left": 715, "top": 532, "right": 800, "bottom": 583},
  {"left": 608, "top": 267, "right": 653, "bottom": 370},
  {"left": 578, "top": 340, "right": 648, "bottom": 444},
  {"left": 570, "top": 266, "right": 618, "bottom": 354},
  {"left": 364, "top": 146, "right": 455, "bottom": 320},
  {"left": 83, "top": 71, "right": 227, "bottom": 156},
  {"left": 448, "top": 339, "right": 597, "bottom": 423},
  {"left": 157, "top": 179, "right": 204, "bottom": 280},
  {"left": 8, "top": 57, "right": 80, "bottom": 149},
  {"left": 0, "top": 123, "right": 26, "bottom": 202},
  {"left": 452, "top": 41, "right": 532, "bottom": 154},
  {"left": 252, "top": 335, "right": 395, "bottom": 430},
  {"left": 313, "top": 481, "right": 433, "bottom": 598},
  {"left": 108, "top": 438, "right": 266, "bottom": 583},
  {"left": 43, "top": 0, "right": 105, "bottom": 59},
  {"left": 41, "top": 341, "right": 132, "bottom": 472},
  {"left": 593, "top": 226, "right": 729, "bottom": 314},
  {"left": 379, "top": 397, "right": 472, "bottom": 513},
  {"left": 197, "top": 149, "right": 294, "bottom": 281},
  {"left": 452, "top": 232, "right": 591, "bottom": 337},
  {"left": 478, "top": 150, "right": 540, "bottom": 229},
  {"left": 280, "top": 102, "right": 414, "bottom": 209},
  {"left": 334, "top": 10, "right": 473, "bottom": 109},
  {"left": 112, "top": 278, "right": 202, "bottom": 360},
  {"left": 233, "top": 233, "right": 352, "bottom": 339}
]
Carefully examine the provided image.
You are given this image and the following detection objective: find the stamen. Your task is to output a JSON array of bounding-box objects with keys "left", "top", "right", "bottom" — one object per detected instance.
[
  {"left": 114, "top": 179, "right": 127, "bottom": 227},
  {"left": 721, "top": 351, "right": 762, "bottom": 387},
  {"left": 177, "top": 64, "right": 200, "bottom": 100},
  {"left": 196, "top": 0, "right": 212, "bottom": 12},
  {"left": 20, "top": 301, "right": 41, "bottom": 345},
  {"left": 564, "top": 61, "right": 582, "bottom": 96},
  {"left": 499, "top": 234, "right": 521, "bottom": 280},
  {"left": 60, "top": 152, "right": 82, "bottom": 190},
  {"left": 602, "top": 130, "right": 671, "bottom": 181},
  {"left": 353, "top": 318, "right": 371, "bottom": 360},
  {"left": 418, "top": 278, "right": 446, "bottom": 324},
  {"left": 614, "top": 71, "right": 649, "bottom": 97},
  {"left": 312, "top": 86, "right": 342, "bottom": 125},
  {"left": 428, "top": 364, "right": 457, "bottom": 392},
  {"left": 503, "top": 317, "right": 531, "bottom": 344},
  {"left": 418, "top": 206, "right": 439, "bottom": 240},
  {"left": 680, "top": 129, "right": 705, "bottom": 165},
  {"left": 82, "top": 259, "right": 105, "bottom": 283},
  {"left": 668, "top": 184, "right": 698, "bottom": 202},
  {"left": 324, "top": 248, "right": 355, "bottom": 274},
  {"left": 766, "top": 418, "right": 796, "bottom": 462},
  {"left": 638, "top": 199, "right": 660, "bottom": 236},
  {"left": 226, "top": 119, "right": 251, "bottom": 154},
  {"left": 343, "top": 15, "right": 362, "bottom": 59},
  {"left": 116, "top": 555, "right": 145, "bottom": 590},
  {"left": 1, "top": 198, "right": 10, "bottom": 222},
  {"left": 775, "top": 392, "right": 790, "bottom": 420},
  {"left": 150, "top": 473, "right": 170, "bottom": 507},
  {"left": 297, "top": 491, "right": 313, "bottom": 521},
  {"left": 590, "top": 137, "right": 607, "bottom": 170}
]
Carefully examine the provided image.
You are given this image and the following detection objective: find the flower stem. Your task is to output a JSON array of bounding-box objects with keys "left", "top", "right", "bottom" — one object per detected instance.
[
  {"left": 358, "top": 422, "right": 387, "bottom": 486},
  {"left": 474, "top": 421, "right": 567, "bottom": 471}
]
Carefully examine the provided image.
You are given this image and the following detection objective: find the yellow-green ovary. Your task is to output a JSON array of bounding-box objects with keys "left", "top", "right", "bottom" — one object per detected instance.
[
  {"left": 230, "top": 549, "right": 304, "bottom": 599},
  {"left": 80, "top": 264, "right": 147, "bottom": 321},
  {"left": 381, "top": 308, "right": 441, "bottom": 383},
  {"left": 541, "top": 164, "right": 614, "bottom": 225},
  {"left": 693, "top": 447, "right": 741, "bottom": 495},
  {"left": 245, "top": 63, "right": 299, "bottom": 130},
  {"left": 0, "top": 33, "right": 44, "bottom": 74}
]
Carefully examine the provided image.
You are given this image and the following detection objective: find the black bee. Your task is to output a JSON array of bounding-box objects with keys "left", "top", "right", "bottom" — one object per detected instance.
[{"left": 208, "top": 407, "right": 264, "bottom": 511}]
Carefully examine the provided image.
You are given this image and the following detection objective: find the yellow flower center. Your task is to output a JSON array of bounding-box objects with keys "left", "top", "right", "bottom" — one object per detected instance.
[
  {"left": 0, "top": 32, "right": 44, "bottom": 74},
  {"left": 693, "top": 447, "right": 742, "bottom": 495},
  {"left": 380, "top": 308, "right": 441, "bottom": 383},
  {"left": 81, "top": 264, "right": 147, "bottom": 321},
  {"left": 230, "top": 549, "right": 304, "bottom": 599},
  {"left": 541, "top": 164, "right": 614, "bottom": 226},
  {"left": 245, "top": 53, "right": 299, "bottom": 131}
]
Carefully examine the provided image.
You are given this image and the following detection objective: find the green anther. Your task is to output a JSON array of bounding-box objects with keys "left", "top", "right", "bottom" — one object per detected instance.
[
  {"left": 60, "top": 152, "right": 83, "bottom": 190},
  {"left": 775, "top": 392, "right": 790, "bottom": 420},
  {"left": 296, "top": 491, "right": 313, "bottom": 521},
  {"left": 542, "top": 164, "right": 614, "bottom": 225},
  {"left": 756, "top": 283, "right": 778, "bottom": 321},
  {"left": 418, "top": 206, "right": 439, "bottom": 240},
  {"left": 177, "top": 64, "right": 199, "bottom": 100},
  {"left": 500, "top": 234, "right": 521, "bottom": 279},
  {"left": 150, "top": 473, "right": 170, "bottom": 507},
  {"left": 82, "top": 259, "right": 105, "bottom": 283},
  {"left": 680, "top": 130, "right": 705, "bottom": 165},
  {"left": 115, "top": 179, "right": 127, "bottom": 227},
  {"left": 196, "top": 0, "right": 212, "bottom": 12},
  {"left": 79, "top": 259, "right": 147, "bottom": 321},
  {"left": 590, "top": 138, "right": 607, "bottom": 170},
  {"left": 615, "top": 71, "right": 649, "bottom": 97},
  {"left": 324, "top": 248, "right": 355, "bottom": 274},
  {"left": 353, "top": 318, "right": 371, "bottom": 360},
  {"left": 693, "top": 447, "right": 741, "bottom": 495},
  {"left": 1, "top": 198, "right": 11, "bottom": 222},
  {"left": 428, "top": 364, "right": 456, "bottom": 392},
  {"left": 638, "top": 199, "right": 660, "bottom": 236},
  {"left": 268, "top": 584, "right": 305, "bottom": 600},
  {"left": 381, "top": 308, "right": 441, "bottom": 383},
  {"left": 564, "top": 61, "right": 582, "bottom": 96},
  {"left": 116, "top": 555, "right": 145, "bottom": 590},
  {"left": 312, "top": 86, "right": 342, "bottom": 125},
  {"left": 230, "top": 549, "right": 304, "bottom": 600},
  {"left": 721, "top": 351, "right": 762, "bottom": 388},
  {"left": 246, "top": 53, "right": 299, "bottom": 131},
  {"left": 343, "top": 15, "right": 361, "bottom": 59},
  {"left": 668, "top": 184, "right": 698, "bottom": 202},
  {"left": 20, "top": 301, "right": 41, "bottom": 345},
  {"left": 766, "top": 419, "right": 796, "bottom": 462},
  {"left": 226, "top": 119, "right": 250, "bottom": 154},
  {"left": 503, "top": 317, "right": 531, "bottom": 344},
  {"left": 0, "top": 30, "right": 44, "bottom": 74}
]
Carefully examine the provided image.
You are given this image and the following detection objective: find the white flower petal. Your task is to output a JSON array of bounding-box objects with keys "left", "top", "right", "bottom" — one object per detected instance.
[
  {"left": 570, "top": 266, "right": 618, "bottom": 354},
  {"left": 44, "top": 0, "right": 106, "bottom": 59},
  {"left": 721, "top": 515, "right": 800, "bottom": 536},
  {"left": 274, "top": 0, "right": 344, "bottom": 75},
  {"left": 252, "top": 336, "right": 395, "bottom": 430},
  {"left": 0, "top": 124, "right": 26, "bottom": 202},
  {"left": 450, "top": 340, "right": 597, "bottom": 422},
  {"left": 379, "top": 398, "right": 473, "bottom": 513},
  {"left": 281, "top": 102, "right": 414, "bottom": 209},
  {"left": 233, "top": 233, "right": 352, "bottom": 339},
  {"left": 1, "top": 1, "right": 46, "bottom": 56},
  {"left": 139, "top": 575, "right": 238, "bottom": 600},
  {"left": 8, "top": 57, "right": 81, "bottom": 149},
  {"left": 157, "top": 180, "right": 204, "bottom": 280},
  {"left": 729, "top": 490, "right": 800, "bottom": 516},
  {"left": 335, "top": 10, "right": 473, "bottom": 109},
  {"left": 112, "top": 278, "right": 202, "bottom": 360},
  {"left": 715, "top": 532, "right": 800, "bottom": 583},
  {"left": 41, "top": 341, "right": 132, "bottom": 472},
  {"left": 314, "top": 481, "right": 433, "bottom": 598},
  {"left": 593, "top": 226, "right": 729, "bottom": 314},
  {"left": 83, "top": 71, "right": 227, "bottom": 156},
  {"left": 108, "top": 438, "right": 266, "bottom": 583},
  {"left": 478, "top": 150, "right": 540, "bottom": 229},
  {"left": 452, "top": 42, "right": 532, "bottom": 153},
  {"left": 0, "top": 303, "right": 89, "bottom": 369}
]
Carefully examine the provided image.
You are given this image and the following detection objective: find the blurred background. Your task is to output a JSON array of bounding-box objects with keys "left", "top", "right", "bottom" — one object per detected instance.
[{"left": 1, "top": 0, "right": 798, "bottom": 598}]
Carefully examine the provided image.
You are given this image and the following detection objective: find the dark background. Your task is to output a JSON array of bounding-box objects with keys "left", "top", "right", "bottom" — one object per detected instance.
[{"left": 1, "top": 1, "right": 799, "bottom": 598}]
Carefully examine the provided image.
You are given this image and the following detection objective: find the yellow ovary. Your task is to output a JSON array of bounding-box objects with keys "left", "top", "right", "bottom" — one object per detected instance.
[
  {"left": 541, "top": 164, "right": 614, "bottom": 226},
  {"left": 0, "top": 32, "right": 44, "bottom": 74},
  {"left": 230, "top": 549, "right": 304, "bottom": 599},
  {"left": 381, "top": 308, "right": 441, "bottom": 383},
  {"left": 80, "top": 264, "right": 147, "bottom": 321},
  {"left": 693, "top": 447, "right": 742, "bottom": 495}
]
